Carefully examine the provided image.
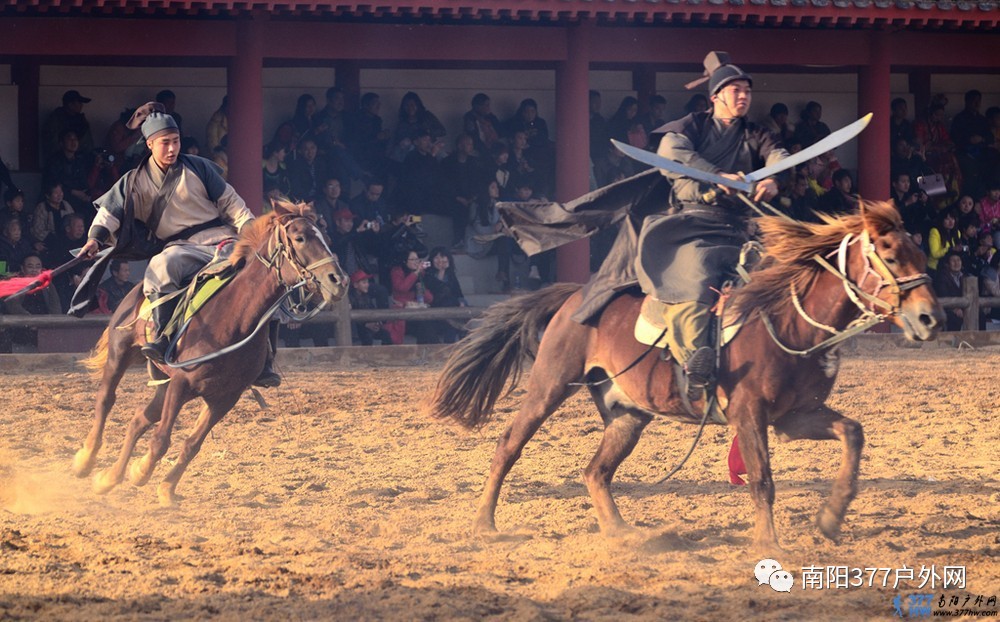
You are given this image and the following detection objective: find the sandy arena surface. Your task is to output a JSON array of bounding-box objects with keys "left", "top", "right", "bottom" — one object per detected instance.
[{"left": 0, "top": 342, "right": 997, "bottom": 621}]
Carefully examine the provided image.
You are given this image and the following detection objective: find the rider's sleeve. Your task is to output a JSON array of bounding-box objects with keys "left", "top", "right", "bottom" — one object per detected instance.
[
  {"left": 88, "top": 173, "right": 129, "bottom": 243},
  {"left": 182, "top": 154, "right": 255, "bottom": 232},
  {"left": 657, "top": 131, "right": 723, "bottom": 176},
  {"left": 756, "top": 126, "right": 791, "bottom": 169},
  {"left": 216, "top": 183, "right": 255, "bottom": 233}
]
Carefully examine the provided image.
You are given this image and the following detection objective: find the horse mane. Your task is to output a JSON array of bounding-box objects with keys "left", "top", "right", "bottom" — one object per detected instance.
[
  {"left": 229, "top": 198, "right": 316, "bottom": 266},
  {"left": 730, "top": 200, "right": 903, "bottom": 315}
]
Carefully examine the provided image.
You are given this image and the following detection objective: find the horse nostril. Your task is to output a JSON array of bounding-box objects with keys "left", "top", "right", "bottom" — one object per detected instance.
[{"left": 919, "top": 313, "right": 937, "bottom": 328}]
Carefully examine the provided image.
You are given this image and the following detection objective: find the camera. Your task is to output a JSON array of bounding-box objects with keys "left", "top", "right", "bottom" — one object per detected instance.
[
  {"left": 421, "top": 261, "right": 431, "bottom": 269},
  {"left": 94, "top": 149, "right": 115, "bottom": 164}
]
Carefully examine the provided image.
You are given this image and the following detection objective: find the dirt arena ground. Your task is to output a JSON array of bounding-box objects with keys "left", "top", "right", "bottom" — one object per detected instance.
[{"left": 0, "top": 342, "right": 997, "bottom": 621}]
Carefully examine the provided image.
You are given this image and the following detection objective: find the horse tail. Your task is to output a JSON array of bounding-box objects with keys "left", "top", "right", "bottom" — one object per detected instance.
[
  {"left": 82, "top": 327, "right": 110, "bottom": 378},
  {"left": 428, "top": 282, "right": 582, "bottom": 430}
]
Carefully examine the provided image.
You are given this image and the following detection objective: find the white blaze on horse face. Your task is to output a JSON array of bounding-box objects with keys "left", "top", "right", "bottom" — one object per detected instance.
[
  {"left": 755, "top": 559, "right": 782, "bottom": 585},
  {"left": 311, "top": 223, "right": 333, "bottom": 255},
  {"left": 768, "top": 570, "right": 795, "bottom": 593}
]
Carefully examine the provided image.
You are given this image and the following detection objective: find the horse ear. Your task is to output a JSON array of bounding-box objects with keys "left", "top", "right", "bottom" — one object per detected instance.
[{"left": 271, "top": 198, "right": 291, "bottom": 217}]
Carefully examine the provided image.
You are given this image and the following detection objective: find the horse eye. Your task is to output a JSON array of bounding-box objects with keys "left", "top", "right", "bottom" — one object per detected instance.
[
  {"left": 294, "top": 235, "right": 306, "bottom": 243},
  {"left": 884, "top": 256, "right": 897, "bottom": 265}
]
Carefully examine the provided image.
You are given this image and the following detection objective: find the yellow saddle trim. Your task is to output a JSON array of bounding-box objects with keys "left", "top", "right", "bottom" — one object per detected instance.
[{"left": 633, "top": 297, "right": 745, "bottom": 350}]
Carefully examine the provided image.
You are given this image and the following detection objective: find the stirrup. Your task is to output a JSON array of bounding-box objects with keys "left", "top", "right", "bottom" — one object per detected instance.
[
  {"left": 684, "top": 346, "right": 715, "bottom": 389},
  {"left": 141, "top": 337, "right": 169, "bottom": 364},
  {"left": 253, "top": 366, "right": 281, "bottom": 388}
]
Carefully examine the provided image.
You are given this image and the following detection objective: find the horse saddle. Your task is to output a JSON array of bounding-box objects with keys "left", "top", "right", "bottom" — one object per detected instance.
[
  {"left": 139, "top": 240, "right": 241, "bottom": 342},
  {"left": 633, "top": 297, "right": 745, "bottom": 350}
]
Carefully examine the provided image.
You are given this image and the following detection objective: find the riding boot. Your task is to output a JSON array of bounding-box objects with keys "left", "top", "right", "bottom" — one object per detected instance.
[
  {"left": 141, "top": 294, "right": 179, "bottom": 364},
  {"left": 253, "top": 320, "right": 282, "bottom": 388},
  {"left": 662, "top": 300, "right": 715, "bottom": 400}
]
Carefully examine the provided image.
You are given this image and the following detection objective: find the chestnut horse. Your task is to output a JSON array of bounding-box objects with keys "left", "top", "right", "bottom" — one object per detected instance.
[
  {"left": 72, "top": 200, "right": 348, "bottom": 506},
  {"left": 429, "top": 201, "right": 943, "bottom": 552}
]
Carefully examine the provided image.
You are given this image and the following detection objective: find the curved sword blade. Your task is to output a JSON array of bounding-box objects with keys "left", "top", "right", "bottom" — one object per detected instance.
[
  {"left": 611, "top": 140, "right": 752, "bottom": 193},
  {"left": 744, "top": 113, "right": 873, "bottom": 183}
]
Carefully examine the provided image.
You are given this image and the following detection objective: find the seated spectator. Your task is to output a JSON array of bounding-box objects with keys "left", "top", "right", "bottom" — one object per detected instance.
[
  {"left": 44, "top": 129, "right": 93, "bottom": 217},
  {"left": 313, "top": 177, "right": 350, "bottom": 237},
  {"left": 347, "top": 92, "right": 391, "bottom": 177},
  {"left": 780, "top": 173, "right": 820, "bottom": 223},
  {"left": 30, "top": 181, "right": 75, "bottom": 254},
  {"left": 104, "top": 107, "right": 142, "bottom": 170},
  {"left": 287, "top": 136, "right": 337, "bottom": 203},
  {"left": 348, "top": 270, "right": 392, "bottom": 346},
  {"left": 608, "top": 96, "right": 640, "bottom": 144},
  {"left": 639, "top": 94, "right": 668, "bottom": 136},
  {"left": 0, "top": 217, "right": 33, "bottom": 273},
  {"left": 816, "top": 169, "right": 857, "bottom": 218},
  {"left": 505, "top": 98, "right": 550, "bottom": 149},
  {"left": 3, "top": 255, "right": 62, "bottom": 315},
  {"left": 804, "top": 151, "right": 841, "bottom": 192},
  {"left": 211, "top": 143, "right": 228, "bottom": 180},
  {"left": 46, "top": 213, "right": 88, "bottom": 311},
  {"left": 932, "top": 252, "right": 967, "bottom": 331},
  {"left": 951, "top": 89, "right": 993, "bottom": 154},
  {"left": 156, "top": 89, "right": 184, "bottom": 134},
  {"left": 967, "top": 232, "right": 997, "bottom": 280},
  {"left": 682, "top": 94, "right": 708, "bottom": 116},
  {"left": 979, "top": 181, "right": 1000, "bottom": 249},
  {"left": 889, "top": 98, "right": 915, "bottom": 148},
  {"left": 280, "top": 318, "right": 331, "bottom": 348},
  {"left": 312, "top": 87, "right": 348, "bottom": 156},
  {"left": 385, "top": 250, "right": 434, "bottom": 345},
  {"left": 349, "top": 178, "right": 390, "bottom": 228},
  {"left": 928, "top": 209, "right": 963, "bottom": 272},
  {"left": 440, "top": 133, "right": 483, "bottom": 249},
  {"left": 1, "top": 189, "right": 29, "bottom": 235},
  {"left": 423, "top": 246, "right": 467, "bottom": 344},
  {"left": 589, "top": 90, "right": 610, "bottom": 164},
  {"left": 392, "top": 91, "right": 446, "bottom": 163},
  {"left": 894, "top": 173, "right": 934, "bottom": 237},
  {"left": 914, "top": 103, "right": 962, "bottom": 196},
  {"left": 467, "top": 179, "right": 521, "bottom": 291},
  {"left": 954, "top": 194, "right": 980, "bottom": 240},
  {"left": 269, "top": 122, "right": 298, "bottom": 163},
  {"left": 96, "top": 259, "right": 135, "bottom": 314},
  {"left": 41, "top": 90, "right": 94, "bottom": 165},
  {"left": 593, "top": 141, "right": 638, "bottom": 188},
  {"left": 794, "top": 101, "right": 831, "bottom": 149},
  {"left": 291, "top": 93, "right": 318, "bottom": 141},
  {"left": 376, "top": 209, "right": 427, "bottom": 285},
  {"left": 486, "top": 142, "right": 513, "bottom": 200},
  {"left": 87, "top": 148, "right": 121, "bottom": 204},
  {"left": 762, "top": 102, "right": 794, "bottom": 145},
  {"left": 262, "top": 141, "right": 291, "bottom": 201},
  {"left": 890, "top": 137, "right": 933, "bottom": 187},
  {"left": 181, "top": 136, "right": 200, "bottom": 156},
  {"left": 205, "top": 96, "right": 228, "bottom": 152},
  {"left": 462, "top": 93, "right": 502, "bottom": 155},
  {"left": 329, "top": 207, "right": 377, "bottom": 279},
  {"left": 395, "top": 128, "right": 443, "bottom": 216}
]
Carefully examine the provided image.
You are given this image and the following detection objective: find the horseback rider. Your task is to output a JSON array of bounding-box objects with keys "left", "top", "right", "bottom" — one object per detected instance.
[
  {"left": 75, "top": 102, "right": 281, "bottom": 387},
  {"left": 636, "top": 52, "right": 789, "bottom": 396}
]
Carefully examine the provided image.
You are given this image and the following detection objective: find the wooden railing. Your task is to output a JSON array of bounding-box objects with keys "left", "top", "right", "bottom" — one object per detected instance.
[{"left": 0, "top": 276, "right": 996, "bottom": 350}]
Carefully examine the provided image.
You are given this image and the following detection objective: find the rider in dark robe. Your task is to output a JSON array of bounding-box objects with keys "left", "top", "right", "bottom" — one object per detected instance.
[{"left": 636, "top": 56, "right": 788, "bottom": 393}]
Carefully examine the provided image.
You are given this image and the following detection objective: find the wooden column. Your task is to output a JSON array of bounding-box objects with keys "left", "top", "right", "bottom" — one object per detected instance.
[
  {"left": 554, "top": 21, "right": 593, "bottom": 284},
  {"left": 227, "top": 16, "right": 265, "bottom": 214},
  {"left": 11, "top": 59, "right": 40, "bottom": 171},
  {"left": 633, "top": 65, "right": 657, "bottom": 116},
  {"left": 857, "top": 32, "right": 891, "bottom": 201},
  {"left": 908, "top": 70, "right": 931, "bottom": 121},
  {"left": 335, "top": 60, "right": 361, "bottom": 109}
]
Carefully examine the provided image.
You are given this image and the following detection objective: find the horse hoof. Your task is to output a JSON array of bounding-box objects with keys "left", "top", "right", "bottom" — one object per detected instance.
[
  {"left": 71, "top": 449, "right": 96, "bottom": 478},
  {"left": 128, "top": 457, "right": 153, "bottom": 487},
  {"left": 92, "top": 470, "right": 119, "bottom": 495},
  {"left": 817, "top": 506, "right": 843, "bottom": 542},
  {"left": 472, "top": 519, "right": 498, "bottom": 536},
  {"left": 603, "top": 522, "right": 638, "bottom": 539},
  {"left": 157, "top": 483, "right": 179, "bottom": 508}
]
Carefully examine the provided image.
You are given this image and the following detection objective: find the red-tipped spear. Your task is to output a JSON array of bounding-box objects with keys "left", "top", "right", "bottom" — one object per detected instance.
[{"left": 0, "top": 247, "right": 111, "bottom": 301}]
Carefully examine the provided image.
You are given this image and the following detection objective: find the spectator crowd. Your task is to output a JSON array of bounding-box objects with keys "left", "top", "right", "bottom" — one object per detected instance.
[{"left": 2, "top": 82, "right": 998, "bottom": 341}]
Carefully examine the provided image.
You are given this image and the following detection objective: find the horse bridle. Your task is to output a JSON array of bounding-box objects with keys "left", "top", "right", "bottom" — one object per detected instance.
[
  {"left": 255, "top": 214, "right": 339, "bottom": 310},
  {"left": 763, "top": 229, "right": 932, "bottom": 357}
]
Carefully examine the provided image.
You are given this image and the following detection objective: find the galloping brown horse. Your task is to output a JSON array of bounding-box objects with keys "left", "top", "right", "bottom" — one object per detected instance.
[
  {"left": 72, "top": 200, "right": 347, "bottom": 506},
  {"left": 429, "top": 201, "right": 943, "bottom": 552}
]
